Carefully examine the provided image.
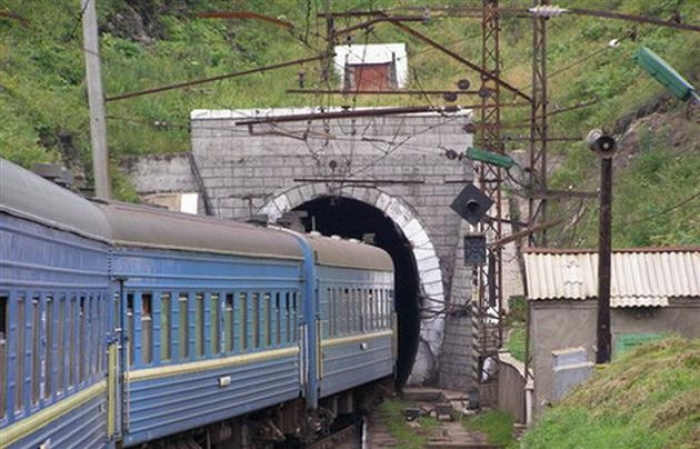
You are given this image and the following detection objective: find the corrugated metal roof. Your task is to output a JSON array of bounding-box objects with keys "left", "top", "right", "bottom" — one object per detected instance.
[{"left": 524, "top": 248, "right": 700, "bottom": 307}]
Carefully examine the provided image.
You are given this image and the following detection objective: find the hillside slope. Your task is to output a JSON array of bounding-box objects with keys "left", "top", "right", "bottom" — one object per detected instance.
[
  {"left": 520, "top": 337, "right": 700, "bottom": 449},
  {"left": 0, "top": 0, "right": 698, "bottom": 244}
]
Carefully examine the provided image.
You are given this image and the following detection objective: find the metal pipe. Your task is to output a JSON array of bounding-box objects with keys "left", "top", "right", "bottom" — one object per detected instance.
[
  {"left": 234, "top": 105, "right": 462, "bottom": 125},
  {"left": 286, "top": 89, "right": 482, "bottom": 96}
]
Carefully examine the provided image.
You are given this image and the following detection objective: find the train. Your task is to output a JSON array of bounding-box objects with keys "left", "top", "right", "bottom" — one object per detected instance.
[{"left": 0, "top": 158, "right": 397, "bottom": 448}]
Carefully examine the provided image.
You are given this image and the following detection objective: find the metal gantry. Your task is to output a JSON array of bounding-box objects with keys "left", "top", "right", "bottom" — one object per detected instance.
[
  {"left": 472, "top": 0, "right": 505, "bottom": 384},
  {"left": 529, "top": 0, "right": 550, "bottom": 246}
]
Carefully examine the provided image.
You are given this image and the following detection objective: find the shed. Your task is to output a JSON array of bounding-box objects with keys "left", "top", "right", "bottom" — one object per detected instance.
[
  {"left": 523, "top": 247, "right": 700, "bottom": 417},
  {"left": 333, "top": 43, "right": 408, "bottom": 91}
]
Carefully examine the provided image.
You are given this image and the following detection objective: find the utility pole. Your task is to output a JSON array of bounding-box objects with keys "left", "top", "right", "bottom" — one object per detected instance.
[
  {"left": 585, "top": 129, "right": 617, "bottom": 364},
  {"left": 81, "top": 0, "right": 111, "bottom": 199},
  {"left": 596, "top": 155, "right": 613, "bottom": 363}
]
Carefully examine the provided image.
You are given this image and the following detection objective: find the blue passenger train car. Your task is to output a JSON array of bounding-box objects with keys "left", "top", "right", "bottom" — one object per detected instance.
[
  {"left": 309, "top": 234, "right": 395, "bottom": 399},
  {"left": 98, "top": 201, "right": 307, "bottom": 446},
  {"left": 0, "top": 158, "right": 396, "bottom": 448},
  {"left": 0, "top": 159, "right": 112, "bottom": 448}
]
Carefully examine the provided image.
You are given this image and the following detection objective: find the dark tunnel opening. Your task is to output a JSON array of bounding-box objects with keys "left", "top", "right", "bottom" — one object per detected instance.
[{"left": 291, "top": 195, "right": 420, "bottom": 388}]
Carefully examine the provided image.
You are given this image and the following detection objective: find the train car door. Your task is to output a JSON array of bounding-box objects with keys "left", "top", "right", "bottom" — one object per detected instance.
[{"left": 107, "top": 279, "right": 125, "bottom": 442}]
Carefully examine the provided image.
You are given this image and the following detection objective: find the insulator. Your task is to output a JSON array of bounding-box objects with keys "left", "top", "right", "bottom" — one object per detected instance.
[{"left": 528, "top": 5, "right": 569, "bottom": 18}]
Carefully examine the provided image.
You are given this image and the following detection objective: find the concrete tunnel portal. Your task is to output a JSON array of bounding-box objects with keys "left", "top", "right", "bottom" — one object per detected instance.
[{"left": 291, "top": 196, "right": 421, "bottom": 388}]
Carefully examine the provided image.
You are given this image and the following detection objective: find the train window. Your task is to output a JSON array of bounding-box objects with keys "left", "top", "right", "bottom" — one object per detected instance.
[
  {"left": 44, "top": 296, "right": 53, "bottom": 399},
  {"left": 292, "top": 292, "right": 299, "bottom": 342},
  {"left": 142, "top": 293, "right": 153, "bottom": 365},
  {"left": 224, "top": 294, "right": 233, "bottom": 353},
  {"left": 31, "top": 297, "right": 40, "bottom": 406},
  {"left": 383, "top": 290, "right": 389, "bottom": 329},
  {"left": 343, "top": 289, "right": 351, "bottom": 335},
  {"left": 69, "top": 296, "right": 78, "bottom": 388},
  {"left": 353, "top": 289, "right": 360, "bottom": 333},
  {"left": 100, "top": 296, "right": 108, "bottom": 372},
  {"left": 16, "top": 296, "right": 25, "bottom": 412},
  {"left": 378, "top": 290, "right": 383, "bottom": 329},
  {"left": 211, "top": 293, "right": 220, "bottom": 355},
  {"left": 57, "top": 297, "right": 65, "bottom": 395},
  {"left": 263, "top": 293, "right": 271, "bottom": 348},
  {"left": 195, "top": 293, "right": 204, "bottom": 358},
  {"left": 85, "top": 296, "right": 94, "bottom": 379},
  {"left": 275, "top": 293, "right": 282, "bottom": 346},
  {"left": 113, "top": 292, "right": 119, "bottom": 338},
  {"left": 325, "top": 289, "right": 332, "bottom": 338},
  {"left": 362, "top": 289, "right": 372, "bottom": 331},
  {"left": 385, "top": 290, "right": 392, "bottom": 328},
  {"left": 346, "top": 289, "right": 353, "bottom": 334},
  {"left": 284, "top": 293, "right": 291, "bottom": 343},
  {"left": 374, "top": 290, "right": 380, "bottom": 330},
  {"left": 92, "top": 296, "right": 99, "bottom": 376},
  {"left": 252, "top": 293, "right": 260, "bottom": 349},
  {"left": 376, "top": 289, "right": 382, "bottom": 330},
  {"left": 178, "top": 293, "right": 189, "bottom": 361},
  {"left": 335, "top": 289, "right": 342, "bottom": 335},
  {"left": 0, "top": 295, "right": 6, "bottom": 339},
  {"left": 351, "top": 289, "right": 356, "bottom": 333},
  {"left": 367, "top": 289, "right": 377, "bottom": 330},
  {"left": 0, "top": 295, "right": 6, "bottom": 418},
  {"left": 357, "top": 290, "right": 363, "bottom": 332},
  {"left": 160, "top": 293, "right": 171, "bottom": 362},
  {"left": 334, "top": 288, "right": 340, "bottom": 336},
  {"left": 79, "top": 297, "right": 87, "bottom": 382},
  {"left": 377, "top": 289, "right": 385, "bottom": 329},
  {"left": 239, "top": 293, "right": 248, "bottom": 352},
  {"left": 127, "top": 294, "right": 134, "bottom": 367}
]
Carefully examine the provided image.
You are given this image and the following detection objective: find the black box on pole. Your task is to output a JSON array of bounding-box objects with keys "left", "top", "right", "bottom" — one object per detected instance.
[{"left": 464, "top": 234, "right": 487, "bottom": 265}]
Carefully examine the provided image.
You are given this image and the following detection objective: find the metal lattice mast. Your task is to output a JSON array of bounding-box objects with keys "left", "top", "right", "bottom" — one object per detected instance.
[
  {"left": 472, "top": 0, "right": 503, "bottom": 384},
  {"left": 529, "top": 0, "right": 550, "bottom": 246}
]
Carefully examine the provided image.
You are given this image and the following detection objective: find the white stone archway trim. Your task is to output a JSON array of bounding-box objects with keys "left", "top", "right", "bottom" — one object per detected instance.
[{"left": 261, "top": 184, "right": 445, "bottom": 385}]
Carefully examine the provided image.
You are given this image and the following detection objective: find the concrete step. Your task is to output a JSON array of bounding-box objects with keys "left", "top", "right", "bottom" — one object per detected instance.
[{"left": 401, "top": 387, "right": 444, "bottom": 402}]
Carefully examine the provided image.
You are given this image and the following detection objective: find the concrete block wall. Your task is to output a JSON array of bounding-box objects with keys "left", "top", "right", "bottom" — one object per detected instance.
[{"left": 530, "top": 298, "right": 700, "bottom": 417}]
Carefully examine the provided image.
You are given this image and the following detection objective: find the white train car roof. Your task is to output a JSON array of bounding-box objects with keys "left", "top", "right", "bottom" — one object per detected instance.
[
  {"left": 98, "top": 200, "right": 304, "bottom": 260},
  {"left": 0, "top": 159, "right": 111, "bottom": 240},
  {"left": 304, "top": 232, "right": 394, "bottom": 272}
]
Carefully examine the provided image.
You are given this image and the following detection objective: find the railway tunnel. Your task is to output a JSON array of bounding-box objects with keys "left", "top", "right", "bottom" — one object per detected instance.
[{"left": 291, "top": 195, "right": 420, "bottom": 388}]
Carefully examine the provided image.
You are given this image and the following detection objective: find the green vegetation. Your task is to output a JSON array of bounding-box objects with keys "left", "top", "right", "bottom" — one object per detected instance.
[
  {"left": 520, "top": 337, "right": 700, "bottom": 449},
  {"left": 506, "top": 322, "right": 526, "bottom": 363},
  {"left": 462, "top": 409, "right": 516, "bottom": 447},
  {"left": 1, "top": 0, "right": 698, "bottom": 246},
  {"left": 377, "top": 400, "right": 441, "bottom": 448},
  {"left": 505, "top": 296, "right": 527, "bottom": 362}
]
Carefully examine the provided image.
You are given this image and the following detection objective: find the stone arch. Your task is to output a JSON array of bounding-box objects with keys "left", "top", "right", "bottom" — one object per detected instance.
[{"left": 259, "top": 183, "right": 445, "bottom": 385}]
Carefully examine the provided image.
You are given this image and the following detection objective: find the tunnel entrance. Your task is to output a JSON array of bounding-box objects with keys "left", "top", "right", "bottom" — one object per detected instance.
[{"left": 292, "top": 195, "right": 420, "bottom": 387}]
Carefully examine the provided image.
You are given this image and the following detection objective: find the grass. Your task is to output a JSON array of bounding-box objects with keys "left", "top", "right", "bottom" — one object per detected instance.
[
  {"left": 505, "top": 296, "right": 527, "bottom": 363},
  {"left": 462, "top": 409, "right": 516, "bottom": 447},
  {"left": 378, "top": 399, "right": 517, "bottom": 448},
  {"left": 1, "top": 0, "right": 699, "bottom": 246},
  {"left": 377, "top": 400, "right": 441, "bottom": 449},
  {"left": 520, "top": 337, "right": 700, "bottom": 449},
  {"left": 506, "top": 322, "right": 526, "bottom": 363}
]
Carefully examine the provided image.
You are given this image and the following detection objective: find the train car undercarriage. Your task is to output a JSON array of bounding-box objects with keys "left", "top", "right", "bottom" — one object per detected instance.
[{"left": 135, "top": 377, "right": 394, "bottom": 449}]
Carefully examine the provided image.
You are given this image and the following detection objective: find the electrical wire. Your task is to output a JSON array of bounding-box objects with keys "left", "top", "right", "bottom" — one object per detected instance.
[{"left": 613, "top": 190, "right": 700, "bottom": 228}]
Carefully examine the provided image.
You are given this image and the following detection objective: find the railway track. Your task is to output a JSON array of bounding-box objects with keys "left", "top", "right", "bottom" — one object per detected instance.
[{"left": 305, "top": 423, "right": 360, "bottom": 449}]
